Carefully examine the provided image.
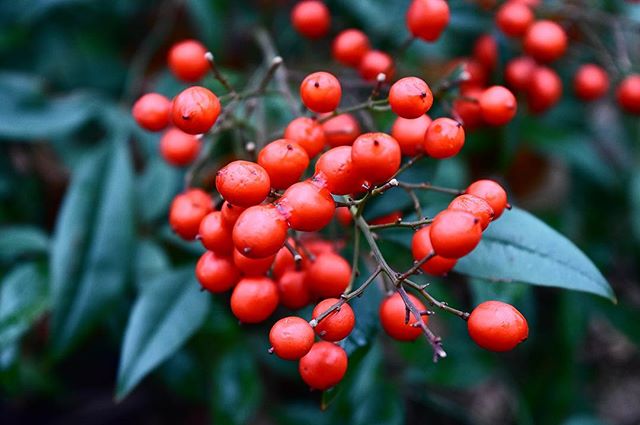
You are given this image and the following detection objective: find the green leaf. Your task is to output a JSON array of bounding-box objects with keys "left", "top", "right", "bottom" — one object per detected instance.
[
  {"left": 133, "top": 239, "right": 170, "bottom": 290},
  {"left": 135, "top": 158, "right": 180, "bottom": 225},
  {"left": 116, "top": 268, "right": 210, "bottom": 400},
  {"left": 0, "top": 225, "right": 48, "bottom": 264},
  {"left": 50, "top": 140, "right": 135, "bottom": 354},
  {"left": 455, "top": 207, "right": 615, "bottom": 302}
]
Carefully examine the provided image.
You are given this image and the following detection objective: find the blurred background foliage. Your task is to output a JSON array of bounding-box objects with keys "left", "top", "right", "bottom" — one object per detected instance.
[{"left": 1, "top": 0, "right": 640, "bottom": 424}]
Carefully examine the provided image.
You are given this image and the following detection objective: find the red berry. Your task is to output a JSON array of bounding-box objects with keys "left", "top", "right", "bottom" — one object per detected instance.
[
  {"left": 379, "top": 292, "right": 427, "bottom": 341},
  {"left": 277, "top": 180, "right": 335, "bottom": 232},
  {"left": 389, "top": 77, "right": 433, "bottom": 119},
  {"left": 453, "top": 88, "right": 483, "bottom": 130},
  {"left": 312, "top": 298, "right": 355, "bottom": 341},
  {"left": 527, "top": 66, "right": 562, "bottom": 113},
  {"left": 411, "top": 226, "right": 457, "bottom": 276},
  {"left": 321, "top": 113, "right": 361, "bottom": 147},
  {"left": 291, "top": 0, "right": 331, "bottom": 39},
  {"left": 616, "top": 74, "right": 640, "bottom": 114},
  {"left": 272, "top": 244, "right": 299, "bottom": 280},
  {"left": 467, "top": 301, "right": 529, "bottom": 351},
  {"left": 258, "top": 139, "right": 310, "bottom": 190},
  {"left": 305, "top": 253, "right": 351, "bottom": 299},
  {"left": 171, "top": 86, "right": 221, "bottom": 135},
  {"left": 284, "top": 117, "right": 326, "bottom": 158},
  {"left": 472, "top": 34, "right": 498, "bottom": 71},
  {"left": 495, "top": 2, "right": 534, "bottom": 37},
  {"left": 132, "top": 93, "right": 171, "bottom": 132},
  {"left": 448, "top": 194, "right": 495, "bottom": 230},
  {"left": 466, "top": 179, "right": 508, "bottom": 219},
  {"left": 167, "top": 39, "right": 209, "bottom": 83},
  {"left": 406, "top": 0, "right": 450, "bottom": 42},
  {"left": 277, "top": 270, "right": 311, "bottom": 310},
  {"left": 299, "top": 341, "right": 348, "bottom": 390},
  {"left": 230, "top": 277, "right": 279, "bottom": 323},
  {"left": 169, "top": 189, "right": 213, "bottom": 240},
  {"left": 269, "top": 316, "right": 315, "bottom": 360},
  {"left": 430, "top": 209, "right": 482, "bottom": 259},
  {"left": 159, "top": 128, "right": 201, "bottom": 166},
  {"left": 300, "top": 71, "right": 342, "bottom": 113},
  {"left": 504, "top": 56, "right": 536, "bottom": 92},
  {"left": 220, "top": 201, "right": 245, "bottom": 227},
  {"left": 479, "top": 86, "right": 517, "bottom": 126},
  {"left": 574, "top": 64, "right": 609, "bottom": 101},
  {"left": 199, "top": 211, "right": 234, "bottom": 254},
  {"left": 215, "top": 160, "right": 271, "bottom": 207},
  {"left": 370, "top": 211, "right": 403, "bottom": 226},
  {"left": 335, "top": 206, "right": 353, "bottom": 227},
  {"left": 232, "top": 204, "right": 288, "bottom": 259},
  {"left": 332, "top": 29, "right": 370, "bottom": 67},
  {"left": 351, "top": 132, "right": 401, "bottom": 185},
  {"left": 359, "top": 50, "right": 395, "bottom": 82},
  {"left": 523, "top": 20, "right": 567, "bottom": 63},
  {"left": 459, "top": 59, "right": 488, "bottom": 92},
  {"left": 195, "top": 251, "right": 239, "bottom": 293},
  {"left": 233, "top": 249, "right": 275, "bottom": 276},
  {"left": 391, "top": 115, "right": 431, "bottom": 156},
  {"left": 314, "top": 146, "right": 363, "bottom": 195},
  {"left": 423, "top": 117, "right": 465, "bottom": 159}
]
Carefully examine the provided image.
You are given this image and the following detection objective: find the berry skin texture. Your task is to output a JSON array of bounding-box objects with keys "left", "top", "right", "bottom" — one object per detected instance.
[
  {"left": 230, "top": 277, "right": 279, "bottom": 323},
  {"left": 312, "top": 298, "right": 355, "bottom": 341},
  {"left": 573, "top": 64, "right": 609, "bottom": 101},
  {"left": 430, "top": 209, "right": 483, "bottom": 259},
  {"left": 379, "top": 292, "right": 427, "bottom": 341},
  {"left": 332, "top": 29, "right": 370, "bottom": 67},
  {"left": 305, "top": 252, "right": 352, "bottom": 299},
  {"left": 391, "top": 115, "right": 432, "bottom": 156},
  {"left": 300, "top": 71, "right": 342, "bottom": 113},
  {"left": 495, "top": 2, "right": 534, "bottom": 37},
  {"left": 169, "top": 189, "right": 213, "bottom": 240},
  {"left": 321, "top": 113, "right": 361, "bottom": 147},
  {"left": 258, "top": 139, "right": 310, "bottom": 190},
  {"left": 448, "top": 194, "right": 495, "bottom": 230},
  {"left": 233, "top": 249, "right": 275, "bottom": 276},
  {"left": 284, "top": 117, "right": 326, "bottom": 158},
  {"left": 466, "top": 179, "right": 509, "bottom": 219},
  {"left": 291, "top": 0, "right": 331, "bottom": 39},
  {"left": 314, "top": 146, "right": 362, "bottom": 195},
  {"left": 171, "top": 86, "right": 221, "bottom": 135},
  {"left": 215, "top": 160, "right": 271, "bottom": 207},
  {"left": 359, "top": 50, "right": 395, "bottom": 82},
  {"left": 167, "top": 39, "right": 209, "bottom": 83},
  {"left": 233, "top": 204, "right": 288, "bottom": 259},
  {"left": 406, "top": 0, "right": 450, "bottom": 42},
  {"left": 411, "top": 226, "right": 457, "bottom": 276},
  {"left": 160, "top": 128, "right": 201, "bottom": 166},
  {"left": 351, "top": 132, "right": 401, "bottom": 185},
  {"left": 616, "top": 74, "right": 640, "bottom": 114},
  {"left": 472, "top": 34, "right": 498, "bottom": 71},
  {"left": 199, "top": 211, "right": 234, "bottom": 255},
  {"left": 277, "top": 270, "right": 311, "bottom": 310},
  {"left": 269, "top": 316, "right": 315, "bottom": 360},
  {"left": 220, "top": 201, "right": 245, "bottom": 227},
  {"left": 132, "top": 93, "right": 171, "bottom": 132},
  {"left": 467, "top": 301, "right": 529, "bottom": 352},
  {"left": 523, "top": 20, "right": 568, "bottom": 63},
  {"left": 298, "top": 341, "right": 348, "bottom": 390},
  {"left": 527, "top": 66, "right": 562, "bottom": 113},
  {"left": 277, "top": 180, "right": 336, "bottom": 231},
  {"left": 504, "top": 56, "right": 536, "bottom": 92},
  {"left": 195, "top": 251, "right": 239, "bottom": 293},
  {"left": 423, "top": 118, "right": 465, "bottom": 159},
  {"left": 389, "top": 77, "right": 434, "bottom": 119},
  {"left": 479, "top": 86, "right": 517, "bottom": 126}
]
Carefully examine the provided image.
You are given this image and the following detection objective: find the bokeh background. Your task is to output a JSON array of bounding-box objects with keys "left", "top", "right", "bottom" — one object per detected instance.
[{"left": 1, "top": 0, "right": 640, "bottom": 424}]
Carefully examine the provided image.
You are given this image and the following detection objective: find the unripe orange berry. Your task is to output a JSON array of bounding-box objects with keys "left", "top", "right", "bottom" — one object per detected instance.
[
  {"left": 284, "top": 117, "right": 326, "bottom": 158},
  {"left": 467, "top": 300, "right": 529, "bottom": 351},
  {"left": 305, "top": 252, "right": 351, "bottom": 299},
  {"left": 312, "top": 298, "right": 355, "bottom": 341},
  {"left": 171, "top": 86, "right": 221, "bottom": 135},
  {"left": 269, "top": 316, "right": 315, "bottom": 360},
  {"left": 132, "top": 93, "right": 171, "bottom": 132},
  {"left": 230, "top": 276, "right": 279, "bottom": 323},
  {"left": 300, "top": 71, "right": 342, "bottom": 113},
  {"left": 466, "top": 179, "right": 508, "bottom": 219},
  {"left": 220, "top": 201, "right": 245, "bottom": 227},
  {"left": 332, "top": 29, "right": 370, "bottom": 67},
  {"left": 495, "top": 2, "right": 534, "bottom": 37},
  {"left": 523, "top": 20, "right": 567, "bottom": 63},
  {"left": 321, "top": 113, "right": 361, "bottom": 147},
  {"left": 232, "top": 204, "right": 288, "bottom": 259},
  {"left": 291, "top": 0, "right": 331, "bottom": 39},
  {"left": 299, "top": 341, "right": 348, "bottom": 390},
  {"left": 411, "top": 226, "right": 457, "bottom": 276},
  {"left": 359, "top": 50, "right": 395, "bottom": 82},
  {"left": 472, "top": 34, "right": 498, "bottom": 71},
  {"left": 406, "top": 0, "right": 450, "bottom": 42},
  {"left": 379, "top": 292, "right": 427, "bottom": 341},
  {"left": 423, "top": 117, "right": 465, "bottom": 159},
  {"left": 573, "top": 64, "right": 609, "bottom": 101},
  {"left": 167, "top": 39, "right": 209, "bottom": 83},
  {"left": 195, "top": 251, "right": 239, "bottom": 293},
  {"left": 616, "top": 74, "right": 640, "bottom": 114},
  {"left": 479, "top": 86, "right": 517, "bottom": 126},
  {"left": 169, "top": 189, "right": 213, "bottom": 240},
  {"left": 430, "top": 209, "right": 482, "bottom": 259},
  {"left": 314, "top": 146, "right": 362, "bottom": 195},
  {"left": 527, "top": 66, "right": 562, "bottom": 113},
  {"left": 199, "top": 211, "right": 234, "bottom": 254},
  {"left": 159, "top": 128, "right": 201, "bottom": 166},
  {"left": 277, "top": 180, "right": 335, "bottom": 232},
  {"left": 215, "top": 160, "right": 271, "bottom": 207},
  {"left": 351, "top": 132, "right": 401, "bottom": 185},
  {"left": 277, "top": 270, "right": 311, "bottom": 310},
  {"left": 258, "top": 139, "right": 309, "bottom": 190},
  {"left": 504, "top": 56, "right": 536, "bottom": 92},
  {"left": 391, "top": 115, "right": 431, "bottom": 156},
  {"left": 389, "top": 77, "right": 433, "bottom": 119},
  {"left": 448, "top": 194, "right": 494, "bottom": 230},
  {"left": 233, "top": 249, "right": 275, "bottom": 276}
]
